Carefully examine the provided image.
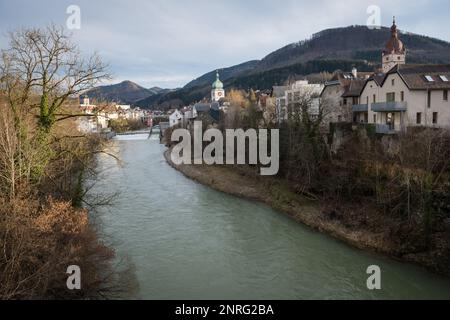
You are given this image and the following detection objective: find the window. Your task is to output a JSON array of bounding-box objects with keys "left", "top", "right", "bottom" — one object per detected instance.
[
  {"left": 416, "top": 112, "right": 422, "bottom": 125},
  {"left": 425, "top": 75, "right": 434, "bottom": 82},
  {"left": 439, "top": 75, "right": 449, "bottom": 82},
  {"left": 343, "top": 98, "right": 347, "bottom": 105},
  {"left": 373, "top": 114, "right": 377, "bottom": 123},
  {"left": 392, "top": 79, "right": 395, "bottom": 86},
  {"left": 428, "top": 91, "right": 431, "bottom": 108},
  {"left": 401, "top": 91, "right": 405, "bottom": 102},
  {"left": 373, "top": 94, "right": 376, "bottom": 103},
  {"left": 433, "top": 112, "right": 438, "bottom": 124},
  {"left": 444, "top": 90, "right": 448, "bottom": 101},
  {"left": 366, "top": 96, "right": 369, "bottom": 104},
  {"left": 338, "top": 115, "right": 342, "bottom": 122},
  {"left": 386, "top": 92, "right": 396, "bottom": 102}
]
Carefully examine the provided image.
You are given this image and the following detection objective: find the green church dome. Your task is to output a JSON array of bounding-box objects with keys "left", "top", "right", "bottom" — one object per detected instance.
[{"left": 212, "top": 71, "right": 223, "bottom": 89}]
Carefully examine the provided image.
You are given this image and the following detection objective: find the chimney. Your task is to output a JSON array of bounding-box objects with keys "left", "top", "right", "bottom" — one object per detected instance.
[{"left": 352, "top": 67, "right": 358, "bottom": 78}]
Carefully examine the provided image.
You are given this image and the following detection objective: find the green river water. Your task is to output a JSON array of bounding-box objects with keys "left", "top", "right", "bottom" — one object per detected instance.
[{"left": 89, "top": 133, "right": 450, "bottom": 300}]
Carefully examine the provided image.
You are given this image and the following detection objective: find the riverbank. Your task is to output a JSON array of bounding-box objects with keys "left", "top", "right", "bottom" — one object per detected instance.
[{"left": 164, "top": 148, "right": 449, "bottom": 277}]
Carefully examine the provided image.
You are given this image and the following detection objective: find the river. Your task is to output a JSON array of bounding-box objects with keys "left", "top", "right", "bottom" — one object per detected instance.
[{"left": 89, "top": 133, "right": 450, "bottom": 300}]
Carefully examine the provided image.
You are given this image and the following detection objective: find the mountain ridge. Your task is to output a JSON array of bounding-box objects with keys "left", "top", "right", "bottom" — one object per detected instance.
[
  {"left": 84, "top": 80, "right": 174, "bottom": 104},
  {"left": 90, "top": 25, "right": 450, "bottom": 109}
]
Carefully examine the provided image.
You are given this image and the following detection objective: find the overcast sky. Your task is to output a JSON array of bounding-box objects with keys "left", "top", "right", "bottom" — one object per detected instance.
[{"left": 1, "top": 0, "right": 449, "bottom": 88}]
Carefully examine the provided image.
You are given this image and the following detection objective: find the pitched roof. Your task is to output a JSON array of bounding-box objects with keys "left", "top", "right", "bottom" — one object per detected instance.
[
  {"left": 386, "top": 64, "right": 450, "bottom": 90},
  {"left": 194, "top": 103, "right": 211, "bottom": 112},
  {"left": 211, "top": 102, "right": 221, "bottom": 111},
  {"left": 209, "top": 108, "right": 220, "bottom": 122},
  {"left": 341, "top": 79, "right": 367, "bottom": 97}
]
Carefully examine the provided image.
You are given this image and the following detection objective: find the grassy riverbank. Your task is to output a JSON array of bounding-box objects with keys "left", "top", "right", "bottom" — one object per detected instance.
[{"left": 164, "top": 148, "right": 450, "bottom": 277}]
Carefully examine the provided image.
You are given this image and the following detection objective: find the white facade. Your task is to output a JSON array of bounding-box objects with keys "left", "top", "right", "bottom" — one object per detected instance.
[
  {"left": 277, "top": 80, "right": 324, "bottom": 121},
  {"left": 77, "top": 97, "right": 149, "bottom": 133},
  {"left": 212, "top": 88, "right": 225, "bottom": 102},
  {"left": 169, "top": 110, "right": 183, "bottom": 127},
  {"left": 116, "top": 104, "right": 131, "bottom": 111},
  {"left": 359, "top": 72, "right": 450, "bottom": 132}
]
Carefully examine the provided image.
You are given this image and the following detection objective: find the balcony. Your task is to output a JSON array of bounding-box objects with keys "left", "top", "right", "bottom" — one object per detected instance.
[
  {"left": 352, "top": 104, "right": 369, "bottom": 112},
  {"left": 371, "top": 101, "right": 407, "bottom": 112}
]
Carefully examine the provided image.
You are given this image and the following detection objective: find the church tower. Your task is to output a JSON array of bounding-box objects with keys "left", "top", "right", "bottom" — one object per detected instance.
[
  {"left": 382, "top": 17, "right": 406, "bottom": 73},
  {"left": 211, "top": 71, "right": 225, "bottom": 102},
  {"left": 81, "top": 95, "right": 90, "bottom": 106}
]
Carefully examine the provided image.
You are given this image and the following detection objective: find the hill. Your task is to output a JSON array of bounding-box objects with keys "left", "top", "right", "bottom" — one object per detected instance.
[
  {"left": 85, "top": 81, "right": 160, "bottom": 104},
  {"left": 134, "top": 61, "right": 259, "bottom": 108},
  {"left": 138, "top": 25, "right": 450, "bottom": 109},
  {"left": 183, "top": 60, "right": 260, "bottom": 89},
  {"left": 254, "top": 26, "right": 450, "bottom": 72}
]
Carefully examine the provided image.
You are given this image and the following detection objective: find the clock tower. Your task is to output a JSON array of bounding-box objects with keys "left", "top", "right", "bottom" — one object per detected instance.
[{"left": 211, "top": 70, "right": 225, "bottom": 102}]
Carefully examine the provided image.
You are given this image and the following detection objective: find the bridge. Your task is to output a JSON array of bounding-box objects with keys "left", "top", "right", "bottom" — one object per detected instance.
[
  {"left": 114, "top": 125, "right": 161, "bottom": 139},
  {"left": 116, "top": 130, "right": 152, "bottom": 136}
]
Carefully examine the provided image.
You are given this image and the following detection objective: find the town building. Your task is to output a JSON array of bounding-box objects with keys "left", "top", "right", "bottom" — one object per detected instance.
[
  {"left": 271, "top": 86, "right": 289, "bottom": 121},
  {"left": 211, "top": 71, "right": 225, "bottom": 102},
  {"left": 193, "top": 102, "right": 221, "bottom": 122},
  {"left": 77, "top": 96, "right": 151, "bottom": 133},
  {"left": 357, "top": 64, "right": 450, "bottom": 132},
  {"left": 321, "top": 69, "right": 370, "bottom": 124},
  {"left": 275, "top": 80, "right": 324, "bottom": 122},
  {"left": 169, "top": 109, "right": 183, "bottom": 127},
  {"left": 352, "top": 19, "right": 450, "bottom": 132},
  {"left": 319, "top": 18, "right": 450, "bottom": 133}
]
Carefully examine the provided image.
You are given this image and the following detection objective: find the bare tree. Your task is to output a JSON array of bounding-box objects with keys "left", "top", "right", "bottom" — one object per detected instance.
[
  {"left": 1, "top": 25, "right": 110, "bottom": 181},
  {"left": 3, "top": 25, "right": 110, "bottom": 134}
]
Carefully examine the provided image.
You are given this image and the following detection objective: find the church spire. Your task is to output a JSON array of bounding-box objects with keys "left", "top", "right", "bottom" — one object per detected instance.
[
  {"left": 382, "top": 17, "right": 406, "bottom": 73},
  {"left": 391, "top": 16, "right": 398, "bottom": 37}
]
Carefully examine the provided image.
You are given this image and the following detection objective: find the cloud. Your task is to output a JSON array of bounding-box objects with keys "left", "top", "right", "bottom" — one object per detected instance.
[{"left": 1, "top": 0, "right": 449, "bottom": 88}]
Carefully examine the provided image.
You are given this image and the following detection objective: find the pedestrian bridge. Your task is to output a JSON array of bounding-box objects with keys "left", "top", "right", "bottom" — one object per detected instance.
[
  {"left": 114, "top": 126, "right": 161, "bottom": 141},
  {"left": 116, "top": 130, "right": 151, "bottom": 136}
]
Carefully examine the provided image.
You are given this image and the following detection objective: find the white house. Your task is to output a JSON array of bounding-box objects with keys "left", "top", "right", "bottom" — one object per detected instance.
[
  {"left": 276, "top": 80, "right": 324, "bottom": 122},
  {"left": 319, "top": 18, "right": 450, "bottom": 133},
  {"left": 357, "top": 64, "right": 450, "bottom": 132},
  {"left": 169, "top": 110, "right": 183, "bottom": 127},
  {"left": 116, "top": 104, "right": 131, "bottom": 111}
]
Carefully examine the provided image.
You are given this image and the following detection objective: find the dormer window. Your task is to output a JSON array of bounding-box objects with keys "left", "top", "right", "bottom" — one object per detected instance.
[
  {"left": 439, "top": 75, "right": 449, "bottom": 82},
  {"left": 425, "top": 75, "right": 434, "bottom": 82}
]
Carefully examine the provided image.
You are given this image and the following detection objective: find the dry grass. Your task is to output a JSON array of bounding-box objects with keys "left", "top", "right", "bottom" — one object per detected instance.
[{"left": 0, "top": 197, "right": 117, "bottom": 299}]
